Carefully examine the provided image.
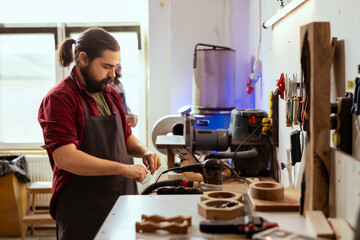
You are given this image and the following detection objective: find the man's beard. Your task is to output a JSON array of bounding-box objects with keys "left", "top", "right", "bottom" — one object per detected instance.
[{"left": 80, "top": 65, "right": 113, "bottom": 93}]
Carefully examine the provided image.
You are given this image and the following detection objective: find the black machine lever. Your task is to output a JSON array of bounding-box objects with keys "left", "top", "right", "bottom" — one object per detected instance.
[{"left": 204, "top": 149, "right": 258, "bottom": 161}]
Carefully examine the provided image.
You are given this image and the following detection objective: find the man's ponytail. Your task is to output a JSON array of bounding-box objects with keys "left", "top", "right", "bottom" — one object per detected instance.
[{"left": 58, "top": 38, "right": 76, "bottom": 67}]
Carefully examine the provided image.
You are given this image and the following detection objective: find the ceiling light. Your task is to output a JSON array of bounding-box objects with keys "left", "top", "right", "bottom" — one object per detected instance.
[{"left": 263, "top": 0, "right": 306, "bottom": 29}]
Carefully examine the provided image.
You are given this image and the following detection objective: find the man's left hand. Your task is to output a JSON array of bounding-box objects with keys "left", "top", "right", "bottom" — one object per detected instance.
[
  {"left": 126, "top": 114, "right": 138, "bottom": 128},
  {"left": 142, "top": 151, "right": 161, "bottom": 175}
]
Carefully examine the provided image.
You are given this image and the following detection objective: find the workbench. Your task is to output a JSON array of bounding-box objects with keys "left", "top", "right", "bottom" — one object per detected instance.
[{"left": 94, "top": 180, "right": 311, "bottom": 239}]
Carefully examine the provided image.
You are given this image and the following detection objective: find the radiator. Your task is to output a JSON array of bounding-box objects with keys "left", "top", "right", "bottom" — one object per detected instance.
[{"left": 26, "top": 154, "right": 53, "bottom": 207}]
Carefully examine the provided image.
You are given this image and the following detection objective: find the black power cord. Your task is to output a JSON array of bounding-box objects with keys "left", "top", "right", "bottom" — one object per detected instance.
[
  {"left": 231, "top": 123, "right": 263, "bottom": 165},
  {"left": 140, "top": 179, "right": 197, "bottom": 195}
]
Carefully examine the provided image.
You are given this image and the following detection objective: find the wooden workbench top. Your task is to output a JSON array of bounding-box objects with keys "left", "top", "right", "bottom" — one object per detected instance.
[{"left": 94, "top": 193, "right": 307, "bottom": 239}]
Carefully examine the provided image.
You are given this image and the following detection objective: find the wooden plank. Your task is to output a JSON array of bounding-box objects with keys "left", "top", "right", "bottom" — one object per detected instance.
[
  {"left": 247, "top": 188, "right": 300, "bottom": 212},
  {"left": 327, "top": 218, "right": 354, "bottom": 240},
  {"left": 0, "top": 150, "right": 46, "bottom": 155},
  {"left": 222, "top": 176, "right": 274, "bottom": 194},
  {"left": 306, "top": 210, "right": 334, "bottom": 239},
  {"left": 22, "top": 214, "right": 55, "bottom": 225},
  {"left": 300, "top": 22, "right": 332, "bottom": 216},
  {"left": 167, "top": 149, "right": 175, "bottom": 169},
  {"left": 329, "top": 149, "right": 360, "bottom": 228}
]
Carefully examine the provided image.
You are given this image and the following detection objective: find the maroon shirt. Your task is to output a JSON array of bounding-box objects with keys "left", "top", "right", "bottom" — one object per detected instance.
[{"left": 38, "top": 68, "right": 132, "bottom": 218}]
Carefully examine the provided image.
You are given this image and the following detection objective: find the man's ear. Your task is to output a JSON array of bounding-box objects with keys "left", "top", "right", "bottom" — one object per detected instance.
[{"left": 78, "top": 52, "right": 89, "bottom": 66}]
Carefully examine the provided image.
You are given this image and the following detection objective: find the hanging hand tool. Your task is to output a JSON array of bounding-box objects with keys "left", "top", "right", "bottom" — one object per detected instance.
[
  {"left": 285, "top": 74, "right": 292, "bottom": 127},
  {"left": 293, "top": 74, "right": 299, "bottom": 125},
  {"left": 290, "top": 96, "right": 294, "bottom": 123},
  {"left": 269, "top": 91, "right": 279, "bottom": 147},
  {"left": 297, "top": 71, "right": 304, "bottom": 124},
  {"left": 276, "top": 73, "right": 285, "bottom": 100},
  {"left": 281, "top": 146, "right": 294, "bottom": 188},
  {"left": 351, "top": 77, "right": 360, "bottom": 115},
  {"left": 286, "top": 99, "right": 292, "bottom": 127},
  {"left": 290, "top": 130, "right": 302, "bottom": 166},
  {"left": 293, "top": 95, "right": 299, "bottom": 125},
  {"left": 301, "top": 97, "right": 309, "bottom": 121}
]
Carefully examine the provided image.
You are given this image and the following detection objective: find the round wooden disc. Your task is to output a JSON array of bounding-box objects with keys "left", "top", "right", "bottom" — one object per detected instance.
[{"left": 249, "top": 181, "right": 284, "bottom": 201}]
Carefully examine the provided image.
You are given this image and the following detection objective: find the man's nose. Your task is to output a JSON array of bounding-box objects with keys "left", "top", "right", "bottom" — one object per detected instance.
[{"left": 108, "top": 68, "right": 116, "bottom": 78}]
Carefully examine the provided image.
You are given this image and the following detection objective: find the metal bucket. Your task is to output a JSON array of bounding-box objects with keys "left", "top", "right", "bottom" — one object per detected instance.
[{"left": 192, "top": 44, "right": 235, "bottom": 114}]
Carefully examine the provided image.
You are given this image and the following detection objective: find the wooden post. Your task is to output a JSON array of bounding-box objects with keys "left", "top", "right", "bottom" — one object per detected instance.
[
  {"left": 300, "top": 22, "right": 333, "bottom": 216},
  {"left": 167, "top": 149, "right": 175, "bottom": 169}
]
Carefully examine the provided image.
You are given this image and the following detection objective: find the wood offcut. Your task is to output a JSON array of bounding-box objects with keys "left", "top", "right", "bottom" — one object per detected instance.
[
  {"left": 249, "top": 182, "right": 284, "bottom": 201},
  {"left": 247, "top": 183, "right": 300, "bottom": 212},
  {"left": 306, "top": 210, "right": 334, "bottom": 239},
  {"left": 300, "top": 22, "right": 336, "bottom": 216},
  {"left": 135, "top": 214, "right": 191, "bottom": 234}
]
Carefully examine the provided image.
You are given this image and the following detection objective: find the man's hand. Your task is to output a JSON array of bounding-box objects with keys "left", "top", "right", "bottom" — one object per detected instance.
[
  {"left": 123, "top": 164, "right": 148, "bottom": 182},
  {"left": 142, "top": 151, "right": 161, "bottom": 175},
  {"left": 53, "top": 143, "right": 148, "bottom": 180}
]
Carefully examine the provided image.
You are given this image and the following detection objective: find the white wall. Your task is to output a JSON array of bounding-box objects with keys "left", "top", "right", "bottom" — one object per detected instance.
[
  {"left": 148, "top": 0, "right": 250, "bottom": 153},
  {"left": 248, "top": 0, "right": 360, "bottom": 186}
]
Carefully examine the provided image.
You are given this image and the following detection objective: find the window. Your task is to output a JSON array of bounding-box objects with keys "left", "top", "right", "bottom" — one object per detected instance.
[
  {"left": 0, "top": 33, "right": 56, "bottom": 148},
  {"left": 0, "top": 24, "right": 145, "bottom": 150}
]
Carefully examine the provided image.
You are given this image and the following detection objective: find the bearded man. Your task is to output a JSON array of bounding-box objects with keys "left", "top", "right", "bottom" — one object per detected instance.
[{"left": 38, "top": 27, "right": 161, "bottom": 240}]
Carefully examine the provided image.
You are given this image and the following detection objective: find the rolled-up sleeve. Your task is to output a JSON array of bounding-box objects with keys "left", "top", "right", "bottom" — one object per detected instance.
[{"left": 38, "top": 88, "right": 83, "bottom": 155}]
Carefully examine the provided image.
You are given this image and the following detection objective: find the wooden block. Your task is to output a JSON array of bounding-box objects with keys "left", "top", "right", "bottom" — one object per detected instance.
[
  {"left": 135, "top": 220, "right": 189, "bottom": 234},
  {"left": 327, "top": 218, "right": 354, "bottom": 240},
  {"left": 198, "top": 199, "right": 244, "bottom": 220},
  {"left": 247, "top": 188, "right": 300, "bottom": 212},
  {"left": 200, "top": 190, "right": 242, "bottom": 202},
  {"left": 141, "top": 214, "right": 191, "bottom": 225},
  {"left": 0, "top": 174, "right": 27, "bottom": 237},
  {"left": 249, "top": 182, "right": 284, "bottom": 201},
  {"left": 306, "top": 210, "right": 334, "bottom": 239},
  {"left": 300, "top": 21, "right": 333, "bottom": 216},
  {"left": 135, "top": 214, "right": 191, "bottom": 234}
]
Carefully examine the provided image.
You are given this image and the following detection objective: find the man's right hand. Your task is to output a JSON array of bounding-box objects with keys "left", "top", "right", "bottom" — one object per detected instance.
[{"left": 123, "top": 164, "right": 148, "bottom": 182}]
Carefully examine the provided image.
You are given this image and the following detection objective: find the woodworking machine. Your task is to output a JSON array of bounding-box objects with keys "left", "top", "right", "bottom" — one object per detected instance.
[{"left": 183, "top": 109, "right": 274, "bottom": 177}]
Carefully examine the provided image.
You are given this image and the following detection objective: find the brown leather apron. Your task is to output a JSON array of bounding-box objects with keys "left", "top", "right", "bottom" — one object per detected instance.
[{"left": 56, "top": 77, "right": 137, "bottom": 240}]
